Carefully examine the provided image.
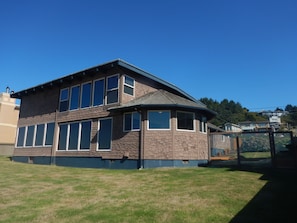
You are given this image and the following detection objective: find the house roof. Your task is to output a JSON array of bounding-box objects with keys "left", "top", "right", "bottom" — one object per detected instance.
[
  {"left": 11, "top": 59, "right": 201, "bottom": 104},
  {"left": 109, "top": 89, "right": 216, "bottom": 119}
]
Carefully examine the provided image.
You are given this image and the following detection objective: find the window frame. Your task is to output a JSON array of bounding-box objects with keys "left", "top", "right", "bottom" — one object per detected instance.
[
  {"left": 69, "top": 85, "right": 80, "bottom": 110},
  {"left": 25, "top": 125, "right": 35, "bottom": 147},
  {"left": 176, "top": 111, "right": 195, "bottom": 132},
  {"left": 16, "top": 126, "right": 26, "bottom": 147},
  {"left": 97, "top": 118, "right": 113, "bottom": 151},
  {"left": 59, "top": 88, "right": 69, "bottom": 112},
  {"left": 57, "top": 120, "right": 92, "bottom": 151},
  {"left": 106, "top": 74, "right": 119, "bottom": 104},
  {"left": 80, "top": 81, "right": 92, "bottom": 109},
  {"left": 147, "top": 110, "right": 171, "bottom": 130},
  {"left": 93, "top": 78, "right": 105, "bottom": 107},
  {"left": 123, "top": 75, "right": 135, "bottom": 96},
  {"left": 123, "top": 112, "right": 141, "bottom": 132},
  {"left": 34, "top": 123, "right": 45, "bottom": 146}
]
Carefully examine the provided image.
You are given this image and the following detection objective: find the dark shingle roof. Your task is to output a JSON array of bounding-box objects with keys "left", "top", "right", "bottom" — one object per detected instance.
[{"left": 109, "top": 89, "right": 216, "bottom": 119}]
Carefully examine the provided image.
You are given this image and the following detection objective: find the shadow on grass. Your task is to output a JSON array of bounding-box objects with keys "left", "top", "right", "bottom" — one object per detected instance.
[{"left": 210, "top": 161, "right": 297, "bottom": 223}]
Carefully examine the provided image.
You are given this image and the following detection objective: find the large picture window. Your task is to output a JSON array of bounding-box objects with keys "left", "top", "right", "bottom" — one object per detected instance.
[
  {"left": 107, "top": 75, "right": 118, "bottom": 104},
  {"left": 59, "top": 88, "right": 69, "bottom": 112},
  {"left": 58, "top": 121, "right": 91, "bottom": 151},
  {"left": 93, "top": 79, "right": 104, "bottom": 106},
  {"left": 124, "top": 112, "right": 140, "bottom": 131},
  {"left": 124, "top": 75, "right": 134, "bottom": 96},
  {"left": 148, "top": 111, "right": 170, "bottom": 130},
  {"left": 25, "top": 125, "right": 35, "bottom": 147},
  {"left": 177, "top": 111, "right": 194, "bottom": 131},
  {"left": 45, "top": 122, "right": 55, "bottom": 146}
]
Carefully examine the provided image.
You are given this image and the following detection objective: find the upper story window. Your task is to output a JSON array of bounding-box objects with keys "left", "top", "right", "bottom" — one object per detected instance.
[
  {"left": 148, "top": 110, "right": 170, "bottom": 130},
  {"left": 93, "top": 79, "right": 104, "bottom": 106},
  {"left": 70, "top": 85, "right": 80, "bottom": 110},
  {"left": 177, "top": 111, "right": 195, "bottom": 131},
  {"left": 107, "top": 75, "right": 119, "bottom": 104},
  {"left": 59, "top": 88, "right": 69, "bottom": 112},
  {"left": 81, "top": 82, "right": 92, "bottom": 108},
  {"left": 124, "top": 112, "right": 140, "bottom": 131},
  {"left": 124, "top": 75, "right": 134, "bottom": 96}
]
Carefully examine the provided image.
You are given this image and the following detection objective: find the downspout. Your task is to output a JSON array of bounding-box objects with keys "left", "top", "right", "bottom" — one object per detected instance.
[{"left": 138, "top": 109, "right": 144, "bottom": 169}]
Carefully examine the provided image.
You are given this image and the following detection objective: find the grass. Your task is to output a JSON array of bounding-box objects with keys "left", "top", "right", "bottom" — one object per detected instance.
[{"left": 0, "top": 156, "right": 296, "bottom": 223}]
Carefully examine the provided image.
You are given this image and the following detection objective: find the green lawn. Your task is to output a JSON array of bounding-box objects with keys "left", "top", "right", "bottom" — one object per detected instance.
[{"left": 0, "top": 157, "right": 296, "bottom": 223}]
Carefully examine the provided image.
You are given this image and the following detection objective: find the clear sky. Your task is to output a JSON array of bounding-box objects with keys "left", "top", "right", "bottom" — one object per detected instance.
[{"left": 1, "top": 0, "right": 296, "bottom": 111}]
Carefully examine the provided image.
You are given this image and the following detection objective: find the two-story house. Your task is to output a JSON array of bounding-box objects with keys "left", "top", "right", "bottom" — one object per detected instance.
[{"left": 11, "top": 59, "right": 216, "bottom": 169}]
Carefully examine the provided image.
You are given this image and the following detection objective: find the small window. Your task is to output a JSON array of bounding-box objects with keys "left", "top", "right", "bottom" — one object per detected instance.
[
  {"left": 70, "top": 85, "right": 80, "bottom": 110},
  {"left": 35, "top": 124, "right": 45, "bottom": 146},
  {"left": 25, "top": 125, "right": 35, "bottom": 147},
  {"left": 59, "top": 88, "right": 69, "bottom": 112},
  {"left": 124, "top": 112, "right": 140, "bottom": 131},
  {"left": 81, "top": 82, "right": 92, "bottom": 108},
  {"left": 16, "top": 127, "right": 26, "bottom": 147},
  {"left": 148, "top": 111, "right": 170, "bottom": 130},
  {"left": 177, "top": 111, "right": 194, "bottom": 131},
  {"left": 124, "top": 75, "right": 134, "bottom": 96},
  {"left": 45, "top": 122, "right": 55, "bottom": 145},
  {"left": 93, "top": 79, "right": 105, "bottom": 106},
  {"left": 107, "top": 75, "right": 118, "bottom": 104}
]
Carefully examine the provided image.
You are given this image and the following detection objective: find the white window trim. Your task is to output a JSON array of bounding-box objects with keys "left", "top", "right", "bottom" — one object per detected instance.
[
  {"left": 80, "top": 81, "right": 92, "bottom": 109},
  {"left": 97, "top": 117, "right": 113, "bottom": 151},
  {"left": 92, "top": 78, "right": 105, "bottom": 107},
  {"left": 199, "top": 117, "right": 207, "bottom": 134},
  {"left": 123, "top": 112, "right": 141, "bottom": 132},
  {"left": 106, "top": 74, "right": 119, "bottom": 105},
  {"left": 24, "top": 125, "right": 36, "bottom": 147},
  {"left": 57, "top": 120, "right": 92, "bottom": 151},
  {"left": 147, "top": 110, "right": 171, "bottom": 130},
  {"left": 15, "top": 126, "right": 26, "bottom": 148},
  {"left": 69, "top": 85, "right": 80, "bottom": 111},
  {"left": 176, "top": 111, "right": 196, "bottom": 132},
  {"left": 59, "top": 87, "right": 69, "bottom": 112},
  {"left": 123, "top": 75, "right": 135, "bottom": 96}
]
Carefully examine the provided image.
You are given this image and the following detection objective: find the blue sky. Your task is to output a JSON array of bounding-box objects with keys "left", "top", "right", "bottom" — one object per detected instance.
[{"left": 1, "top": 0, "right": 296, "bottom": 111}]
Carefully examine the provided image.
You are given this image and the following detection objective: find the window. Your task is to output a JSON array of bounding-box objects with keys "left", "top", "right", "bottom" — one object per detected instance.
[
  {"left": 93, "top": 79, "right": 104, "bottom": 106},
  {"left": 148, "top": 111, "right": 170, "bottom": 130},
  {"left": 124, "top": 112, "right": 140, "bottom": 131},
  {"left": 124, "top": 75, "right": 134, "bottom": 96},
  {"left": 16, "top": 127, "right": 26, "bottom": 147},
  {"left": 98, "top": 118, "right": 112, "bottom": 150},
  {"left": 80, "top": 121, "right": 91, "bottom": 150},
  {"left": 70, "top": 85, "right": 80, "bottom": 110},
  {"left": 107, "top": 75, "right": 118, "bottom": 104},
  {"left": 81, "top": 82, "right": 92, "bottom": 108},
  {"left": 45, "top": 122, "right": 55, "bottom": 145},
  {"left": 199, "top": 116, "right": 207, "bottom": 133},
  {"left": 58, "top": 124, "right": 68, "bottom": 150},
  {"left": 177, "top": 111, "right": 194, "bottom": 131},
  {"left": 68, "top": 122, "right": 79, "bottom": 150},
  {"left": 35, "top": 124, "right": 45, "bottom": 146},
  {"left": 59, "top": 88, "right": 69, "bottom": 112},
  {"left": 25, "top": 125, "right": 35, "bottom": 147},
  {"left": 58, "top": 121, "right": 91, "bottom": 151}
]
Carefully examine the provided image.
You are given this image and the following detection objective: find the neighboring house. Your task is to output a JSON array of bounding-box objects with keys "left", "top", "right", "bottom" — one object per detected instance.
[
  {"left": 224, "top": 123, "right": 242, "bottom": 132},
  {"left": 238, "top": 121, "right": 271, "bottom": 132},
  {"left": 0, "top": 89, "right": 20, "bottom": 156},
  {"left": 11, "top": 59, "right": 216, "bottom": 169}
]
